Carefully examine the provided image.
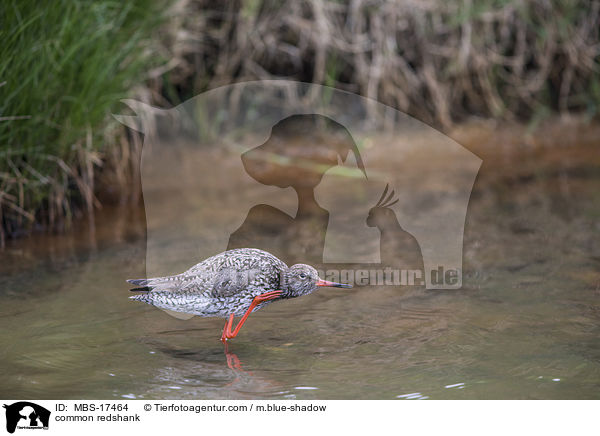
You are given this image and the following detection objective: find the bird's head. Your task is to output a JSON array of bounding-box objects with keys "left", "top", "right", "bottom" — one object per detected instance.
[{"left": 283, "top": 264, "right": 352, "bottom": 297}]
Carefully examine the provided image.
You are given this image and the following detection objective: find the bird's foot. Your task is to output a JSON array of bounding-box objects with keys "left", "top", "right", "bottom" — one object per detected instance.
[{"left": 221, "top": 314, "right": 235, "bottom": 342}]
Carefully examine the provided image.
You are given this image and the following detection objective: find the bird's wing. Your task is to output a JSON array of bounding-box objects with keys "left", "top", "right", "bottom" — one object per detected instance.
[
  {"left": 126, "top": 274, "right": 188, "bottom": 291},
  {"left": 210, "top": 267, "right": 261, "bottom": 298}
]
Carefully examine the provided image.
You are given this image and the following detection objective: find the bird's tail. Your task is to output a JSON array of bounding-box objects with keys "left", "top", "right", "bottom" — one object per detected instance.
[
  {"left": 129, "top": 286, "right": 153, "bottom": 292},
  {"left": 127, "top": 278, "right": 150, "bottom": 286},
  {"left": 127, "top": 273, "right": 185, "bottom": 292},
  {"left": 127, "top": 279, "right": 154, "bottom": 292}
]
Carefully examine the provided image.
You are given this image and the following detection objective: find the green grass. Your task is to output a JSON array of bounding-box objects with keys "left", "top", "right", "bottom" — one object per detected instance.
[{"left": 0, "top": 0, "right": 168, "bottom": 240}]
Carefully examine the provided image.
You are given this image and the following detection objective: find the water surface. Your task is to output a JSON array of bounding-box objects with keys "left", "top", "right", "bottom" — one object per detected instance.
[{"left": 1, "top": 127, "right": 599, "bottom": 399}]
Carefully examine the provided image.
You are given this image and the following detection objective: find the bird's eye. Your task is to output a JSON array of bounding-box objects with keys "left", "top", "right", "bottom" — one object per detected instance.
[{"left": 299, "top": 273, "right": 307, "bottom": 279}]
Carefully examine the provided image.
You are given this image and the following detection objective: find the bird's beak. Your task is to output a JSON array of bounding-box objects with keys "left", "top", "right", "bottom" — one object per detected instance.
[{"left": 316, "top": 279, "right": 352, "bottom": 288}]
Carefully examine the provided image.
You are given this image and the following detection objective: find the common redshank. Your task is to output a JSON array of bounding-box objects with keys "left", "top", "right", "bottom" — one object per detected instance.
[{"left": 127, "top": 248, "right": 351, "bottom": 342}]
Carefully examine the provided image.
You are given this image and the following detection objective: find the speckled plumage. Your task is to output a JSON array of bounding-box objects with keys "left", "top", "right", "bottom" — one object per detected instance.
[{"left": 129, "top": 248, "right": 303, "bottom": 318}]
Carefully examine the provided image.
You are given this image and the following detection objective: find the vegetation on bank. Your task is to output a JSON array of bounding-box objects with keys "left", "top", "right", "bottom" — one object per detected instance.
[
  {"left": 180, "top": 0, "right": 600, "bottom": 126},
  {"left": 0, "top": 0, "right": 169, "bottom": 243},
  {"left": 1, "top": 0, "right": 599, "bottom": 243}
]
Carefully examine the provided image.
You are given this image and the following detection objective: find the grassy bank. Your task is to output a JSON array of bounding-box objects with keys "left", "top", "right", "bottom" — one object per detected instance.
[
  {"left": 0, "top": 0, "right": 170, "bottom": 243},
  {"left": 1, "top": 0, "right": 599, "bottom": 242}
]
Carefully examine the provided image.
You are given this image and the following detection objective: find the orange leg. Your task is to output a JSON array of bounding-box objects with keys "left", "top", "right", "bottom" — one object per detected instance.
[{"left": 220, "top": 290, "right": 282, "bottom": 342}]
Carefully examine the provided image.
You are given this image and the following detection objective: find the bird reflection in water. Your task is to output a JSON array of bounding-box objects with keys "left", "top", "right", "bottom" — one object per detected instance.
[
  {"left": 147, "top": 336, "right": 284, "bottom": 397},
  {"left": 223, "top": 341, "right": 244, "bottom": 372}
]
